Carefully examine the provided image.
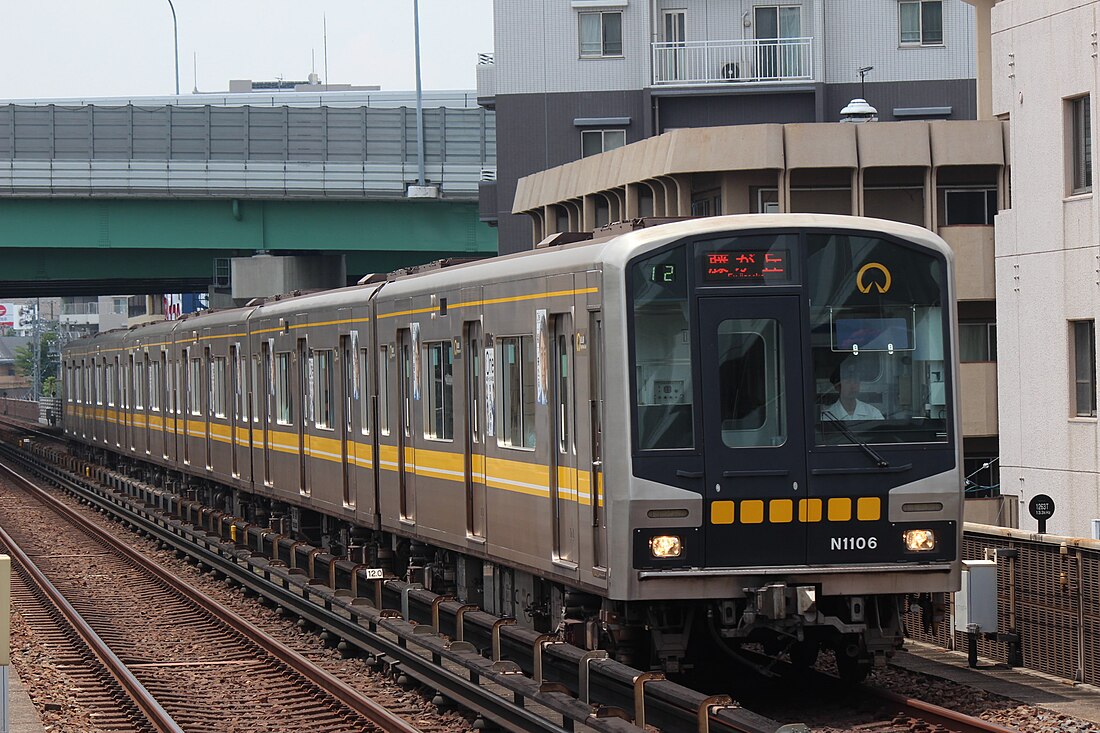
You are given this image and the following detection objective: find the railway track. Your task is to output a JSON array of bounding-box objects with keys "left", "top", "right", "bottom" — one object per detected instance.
[
  {"left": 0, "top": 456, "right": 429, "bottom": 733},
  {"left": 0, "top": 427, "right": 1038, "bottom": 733}
]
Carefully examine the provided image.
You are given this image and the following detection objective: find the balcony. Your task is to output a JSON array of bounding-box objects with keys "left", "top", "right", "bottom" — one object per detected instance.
[{"left": 652, "top": 37, "right": 813, "bottom": 87}]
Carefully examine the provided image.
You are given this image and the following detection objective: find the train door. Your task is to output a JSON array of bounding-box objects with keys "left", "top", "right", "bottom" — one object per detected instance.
[
  {"left": 126, "top": 353, "right": 136, "bottom": 452},
  {"left": 397, "top": 328, "right": 416, "bottom": 522},
  {"left": 182, "top": 349, "right": 192, "bottom": 464},
  {"left": 588, "top": 311, "right": 607, "bottom": 570},
  {"left": 230, "top": 344, "right": 240, "bottom": 477},
  {"left": 340, "top": 332, "right": 355, "bottom": 508},
  {"left": 463, "top": 319, "right": 486, "bottom": 538},
  {"left": 698, "top": 295, "right": 807, "bottom": 567},
  {"left": 160, "top": 351, "right": 170, "bottom": 459},
  {"left": 204, "top": 346, "right": 213, "bottom": 469},
  {"left": 261, "top": 340, "right": 272, "bottom": 485},
  {"left": 297, "top": 337, "right": 309, "bottom": 496},
  {"left": 550, "top": 312, "right": 579, "bottom": 564}
]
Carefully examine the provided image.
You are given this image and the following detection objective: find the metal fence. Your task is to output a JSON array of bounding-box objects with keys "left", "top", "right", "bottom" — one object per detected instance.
[{"left": 908, "top": 524, "right": 1100, "bottom": 685}]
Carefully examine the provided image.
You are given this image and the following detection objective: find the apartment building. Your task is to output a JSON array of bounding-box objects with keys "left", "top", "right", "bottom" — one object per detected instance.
[
  {"left": 993, "top": 0, "right": 1100, "bottom": 537},
  {"left": 478, "top": 0, "right": 979, "bottom": 252}
]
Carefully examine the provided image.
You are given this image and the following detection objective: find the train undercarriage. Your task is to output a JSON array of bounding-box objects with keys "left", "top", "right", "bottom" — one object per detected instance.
[{"left": 85, "top": 448, "right": 929, "bottom": 683}]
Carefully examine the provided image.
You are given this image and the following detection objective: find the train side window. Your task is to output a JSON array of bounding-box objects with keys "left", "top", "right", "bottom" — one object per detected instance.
[
  {"left": 212, "top": 356, "right": 227, "bottom": 418},
  {"left": 136, "top": 358, "right": 146, "bottom": 409},
  {"left": 499, "top": 335, "right": 536, "bottom": 449},
  {"left": 188, "top": 358, "right": 203, "bottom": 416},
  {"left": 251, "top": 356, "right": 261, "bottom": 424},
  {"left": 149, "top": 360, "right": 160, "bottom": 411},
  {"left": 358, "top": 348, "right": 371, "bottom": 435},
  {"left": 378, "top": 345, "right": 391, "bottom": 435},
  {"left": 314, "top": 349, "right": 335, "bottom": 430},
  {"left": 106, "top": 362, "right": 116, "bottom": 407},
  {"left": 275, "top": 352, "right": 293, "bottom": 425},
  {"left": 424, "top": 341, "right": 454, "bottom": 441}
]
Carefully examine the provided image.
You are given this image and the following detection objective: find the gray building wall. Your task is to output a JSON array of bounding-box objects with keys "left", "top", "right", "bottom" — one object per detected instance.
[{"left": 486, "top": 0, "right": 979, "bottom": 253}]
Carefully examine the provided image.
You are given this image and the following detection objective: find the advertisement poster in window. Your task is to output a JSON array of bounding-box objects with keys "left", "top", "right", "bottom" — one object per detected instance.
[
  {"left": 307, "top": 353, "right": 315, "bottom": 422},
  {"left": 267, "top": 338, "right": 276, "bottom": 397},
  {"left": 536, "top": 309, "right": 549, "bottom": 406},
  {"left": 411, "top": 322, "right": 422, "bottom": 401},
  {"left": 484, "top": 346, "right": 495, "bottom": 437}
]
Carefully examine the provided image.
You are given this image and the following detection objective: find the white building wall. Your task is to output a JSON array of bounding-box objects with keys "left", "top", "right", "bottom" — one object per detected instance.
[
  {"left": 494, "top": 0, "right": 651, "bottom": 94},
  {"left": 824, "top": 0, "right": 976, "bottom": 84},
  {"left": 993, "top": 0, "right": 1100, "bottom": 538},
  {"left": 493, "top": 0, "right": 976, "bottom": 94}
]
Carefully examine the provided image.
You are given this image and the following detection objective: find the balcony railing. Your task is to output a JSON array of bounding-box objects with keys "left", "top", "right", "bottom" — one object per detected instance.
[{"left": 652, "top": 37, "right": 813, "bottom": 86}]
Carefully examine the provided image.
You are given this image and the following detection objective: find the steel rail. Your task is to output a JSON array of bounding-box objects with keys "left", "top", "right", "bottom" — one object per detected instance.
[
  {"left": 7, "top": 439, "right": 788, "bottom": 733},
  {"left": 868, "top": 687, "right": 1022, "bottom": 733},
  {"left": 0, "top": 516, "right": 184, "bottom": 733},
  {"left": 0, "top": 458, "right": 426, "bottom": 733}
]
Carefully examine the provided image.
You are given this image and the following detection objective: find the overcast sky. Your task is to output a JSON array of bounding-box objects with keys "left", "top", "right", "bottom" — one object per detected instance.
[{"left": 0, "top": 0, "right": 495, "bottom": 100}]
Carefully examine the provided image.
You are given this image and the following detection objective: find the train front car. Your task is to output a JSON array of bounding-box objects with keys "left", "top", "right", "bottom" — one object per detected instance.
[{"left": 605, "top": 215, "right": 960, "bottom": 680}]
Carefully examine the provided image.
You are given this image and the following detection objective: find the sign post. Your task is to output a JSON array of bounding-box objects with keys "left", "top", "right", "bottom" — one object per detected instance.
[
  {"left": 1, "top": 555, "right": 9, "bottom": 733},
  {"left": 1028, "top": 494, "right": 1056, "bottom": 534}
]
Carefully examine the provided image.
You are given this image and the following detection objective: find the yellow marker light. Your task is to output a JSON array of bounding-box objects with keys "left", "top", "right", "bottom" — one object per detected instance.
[
  {"left": 903, "top": 529, "right": 936, "bottom": 552},
  {"left": 649, "top": 535, "right": 683, "bottom": 559}
]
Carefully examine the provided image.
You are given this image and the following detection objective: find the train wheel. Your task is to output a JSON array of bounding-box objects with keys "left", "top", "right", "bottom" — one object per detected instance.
[
  {"left": 789, "top": 640, "right": 820, "bottom": 669},
  {"left": 834, "top": 646, "right": 871, "bottom": 683}
]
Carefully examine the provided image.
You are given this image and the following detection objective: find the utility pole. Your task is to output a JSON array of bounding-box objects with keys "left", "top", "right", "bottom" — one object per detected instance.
[{"left": 31, "top": 299, "right": 41, "bottom": 401}]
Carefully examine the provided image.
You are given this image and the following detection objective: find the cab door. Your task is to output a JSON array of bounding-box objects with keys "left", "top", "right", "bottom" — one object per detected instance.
[{"left": 699, "top": 295, "right": 807, "bottom": 567}]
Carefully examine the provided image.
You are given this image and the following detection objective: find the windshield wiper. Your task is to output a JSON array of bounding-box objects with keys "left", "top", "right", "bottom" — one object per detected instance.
[{"left": 821, "top": 411, "right": 890, "bottom": 468}]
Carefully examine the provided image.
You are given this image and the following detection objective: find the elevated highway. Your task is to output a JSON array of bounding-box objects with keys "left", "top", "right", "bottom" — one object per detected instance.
[{"left": 0, "top": 90, "right": 497, "bottom": 296}]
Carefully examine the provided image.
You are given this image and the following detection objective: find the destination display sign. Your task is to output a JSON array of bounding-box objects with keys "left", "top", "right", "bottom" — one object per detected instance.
[{"left": 702, "top": 250, "right": 790, "bottom": 283}]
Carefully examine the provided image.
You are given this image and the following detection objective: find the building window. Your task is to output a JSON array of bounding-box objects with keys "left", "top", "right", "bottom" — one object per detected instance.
[
  {"left": 959, "top": 322, "right": 996, "bottom": 362},
  {"left": 579, "top": 11, "right": 622, "bottom": 58},
  {"left": 1073, "top": 320, "right": 1096, "bottom": 417},
  {"left": 424, "top": 341, "right": 454, "bottom": 441},
  {"left": 581, "top": 129, "right": 626, "bottom": 158},
  {"left": 1071, "top": 95, "right": 1092, "bottom": 195},
  {"left": 112, "top": 297, "right": 128, "bottom": 315},
  {"left": 900, "top": 0, "right": 943, "bottom": 46},
  {"left": 499, "top": 335, "right": 536, "bottom": 449},
  {"left": 944, "top": 189, "right": 997, "bottom": 225}
]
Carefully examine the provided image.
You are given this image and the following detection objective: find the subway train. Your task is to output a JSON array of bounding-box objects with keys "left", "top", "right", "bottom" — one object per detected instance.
[{"left": 62, "top": 214, "right": 962, "bottom": 679}]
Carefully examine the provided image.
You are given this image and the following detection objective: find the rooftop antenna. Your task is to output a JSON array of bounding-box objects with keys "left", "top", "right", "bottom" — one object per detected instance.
[
  {"left": 323, "top": 14, "right": 329, "bottom": 86},
  {"left": 192, "top": 52, "right": 199, "bottom": 93},
  {"left": 858, "top": 66, "right": 873, "bottom": 100}
]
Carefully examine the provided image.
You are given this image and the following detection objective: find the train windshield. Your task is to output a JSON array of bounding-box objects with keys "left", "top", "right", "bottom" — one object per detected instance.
[
  {"left": 808, "top": 233, "right": 948, "bottom": 445},
  {"left": 632, "top": 247, "right": 694, "bottom": 449}
]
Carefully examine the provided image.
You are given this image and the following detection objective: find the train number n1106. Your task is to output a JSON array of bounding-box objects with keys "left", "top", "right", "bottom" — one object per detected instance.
[{"left": 830, "top": 536, "right": 878, "bottom": 551}]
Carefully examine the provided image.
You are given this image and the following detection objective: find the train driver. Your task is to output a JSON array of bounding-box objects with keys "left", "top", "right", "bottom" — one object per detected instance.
[{"left": 823, "top": 358, "right": 884, "bottom": 421}]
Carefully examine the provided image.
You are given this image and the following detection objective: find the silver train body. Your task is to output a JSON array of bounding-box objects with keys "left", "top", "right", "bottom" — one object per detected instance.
[{"left": 62, "top": 215, "right": 962, "bottom": 676}]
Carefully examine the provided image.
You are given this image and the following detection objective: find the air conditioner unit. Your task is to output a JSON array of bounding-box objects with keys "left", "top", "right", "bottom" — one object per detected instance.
[{"left": 722, "top": 62, "right": 740, "bottom": 80}]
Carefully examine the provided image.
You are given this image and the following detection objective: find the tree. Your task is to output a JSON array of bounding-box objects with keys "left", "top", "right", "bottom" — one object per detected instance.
[{"left": 14, "top": 331, "right": 59, "bottom": 386}]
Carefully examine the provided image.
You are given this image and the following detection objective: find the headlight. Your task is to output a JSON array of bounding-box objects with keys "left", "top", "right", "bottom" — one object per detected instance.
[
  {"left": 903, "top": 529, "right": 936, "bottom": 552},
  {"left": 649, "top": 535, "right": 682, "bottom": 558}
]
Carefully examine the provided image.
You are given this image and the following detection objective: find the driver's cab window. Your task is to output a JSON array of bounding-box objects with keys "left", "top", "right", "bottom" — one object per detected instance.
[
  {"left": 808, "top": 233, "right": 948, "bottom": 445},
  {"left": 632, "top": 247, "right": 694, "bottom": 450}
]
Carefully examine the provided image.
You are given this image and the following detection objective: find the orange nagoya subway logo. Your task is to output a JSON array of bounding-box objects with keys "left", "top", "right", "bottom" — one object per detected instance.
[{"left": 856, "top": 262, "right": 892, "bottom": 294}]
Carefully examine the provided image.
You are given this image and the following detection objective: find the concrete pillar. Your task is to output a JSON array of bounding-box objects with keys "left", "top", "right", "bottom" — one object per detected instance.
[{"left": 961, "top": 0, "right": 997, "bottom": 121}]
